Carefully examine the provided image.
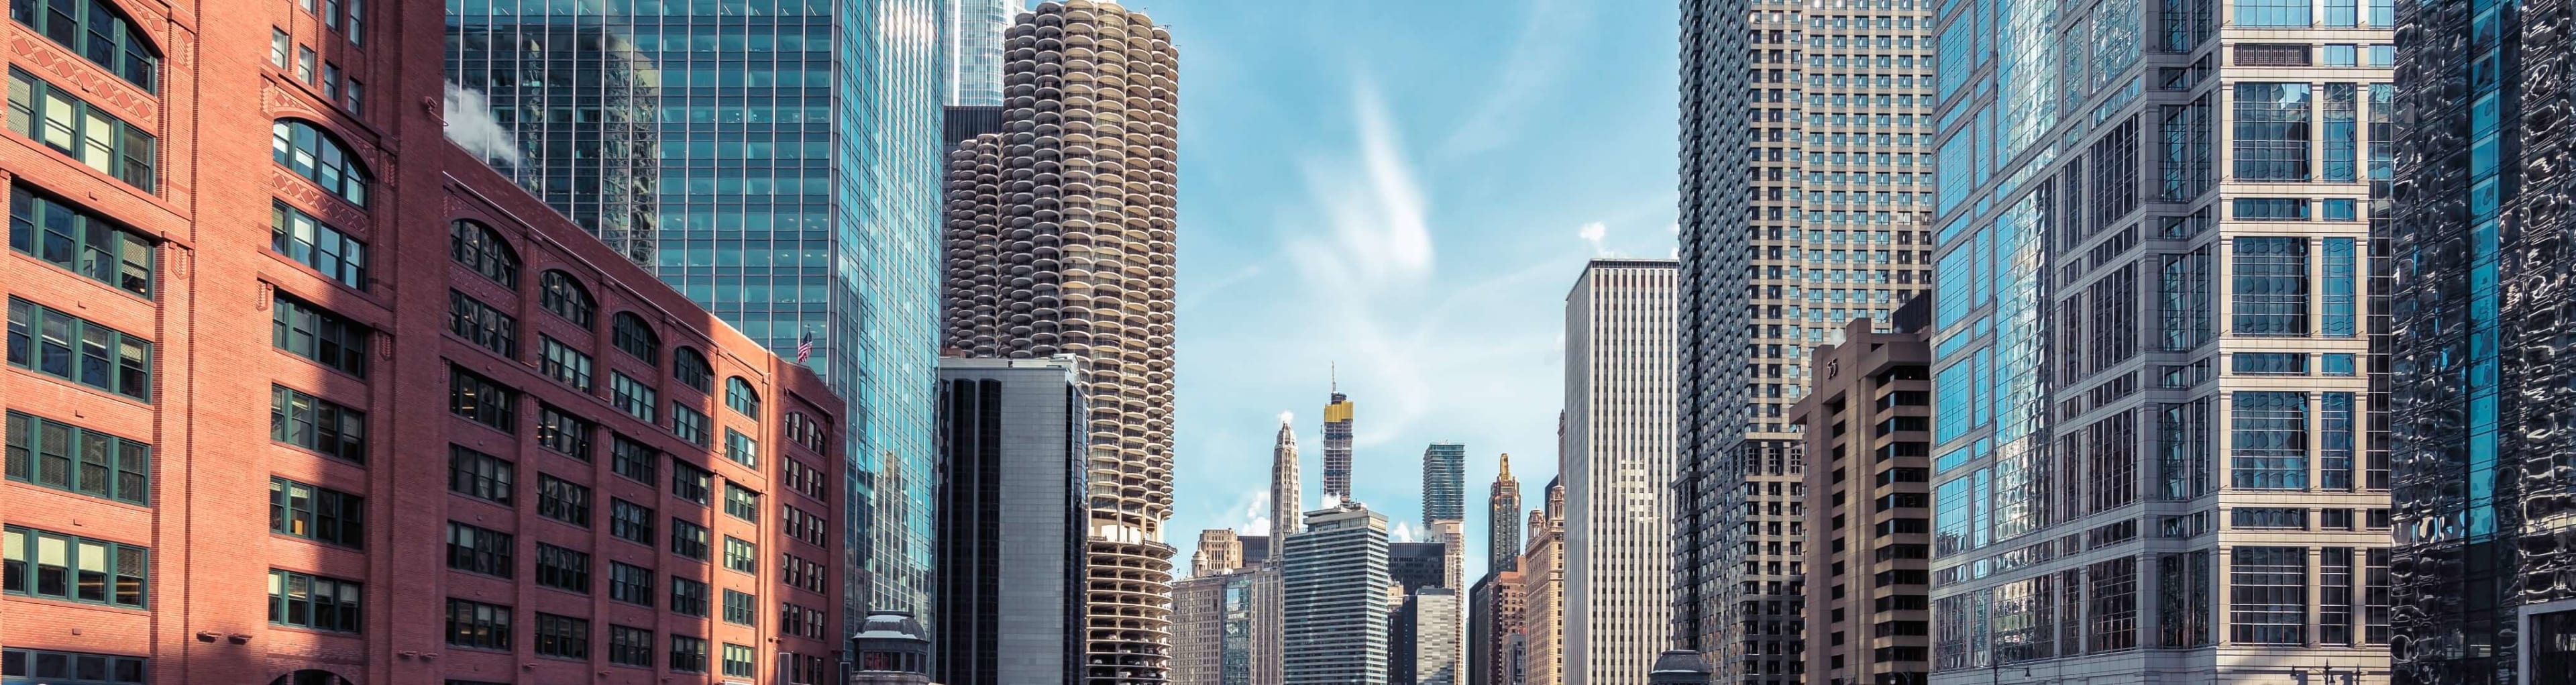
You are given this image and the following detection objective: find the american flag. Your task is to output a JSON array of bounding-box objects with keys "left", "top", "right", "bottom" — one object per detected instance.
[{"left": 795, "top": 331, "right": 814, "bottom": 364}]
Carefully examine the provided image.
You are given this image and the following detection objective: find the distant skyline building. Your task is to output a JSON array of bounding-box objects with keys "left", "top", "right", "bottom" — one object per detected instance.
[
  {"left": 1171, "top": 566, "right": 1264, "bottom": 685},
  {"left": 933, "top": 357, "right": 1091, "bottom": 685},
  {"left": 938, "top": 3, "right": 1185, "bottom": 681},
  {"left": 1489, "top": 453, "right": 1523, "bottom": 572},
  {"left": 1324, "top": 387, "right": 1357, "bottom": 500},
  {"left": 1425, "top": 442, "right": 1468, "bottom": 524},
  {"left": 1790, "top": 307, "right": 1933, "bottom": 685},
  {"left": 1520, "top": 480, "right": 1569, "bottom": 685},
  {"left": 1284, "top": 503, "right": 1395, "bottom": 684},
  {"left": 1561, "top": 260, "right": 1680, "bottom": 685},
  {"left": 1470, "top": 570, "right": 1528, "bottom": 685},
  {"left": 1391, "top": 541, "right": 1451, "bottom": 593},
  {"left": 1194, "top": 528, "right": 1247, "bottom": 575},
  {"left": 943, "top": 0, "right": 1008, "bottom": 106},
  {"left": 1273, "top": 415, "right": 1304, "bottom": 537},
  {"left": 1410, "top": 588, "right": 1466, "bottom": 685}
]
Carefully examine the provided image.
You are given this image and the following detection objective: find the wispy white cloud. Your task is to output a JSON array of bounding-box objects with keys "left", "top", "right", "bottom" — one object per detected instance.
[
  {"left": 1234, "top": 490, "right": 1273, "bottom": 537},
  {"left": 1578, "top": 221, "right": 1611, "bottom": 256},
  {"left": 1389, "top": 520, "right": 1425, "bottom": 543},
  {"left": 1281, "top": 80, "right": 1444, "bottom": 447},
  {"left": 1442, "top": 0, "right": 1593, "bottom": 154}
]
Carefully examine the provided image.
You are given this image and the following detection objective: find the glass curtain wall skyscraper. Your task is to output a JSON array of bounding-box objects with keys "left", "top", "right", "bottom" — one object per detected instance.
[
  {"left": 943, "top": 0, "right": 1006, "bottom": 106},
  {"left": 444, "top": 0, "right": 949, "bottom": 629},
  {"left": 1922, "top": 0, "right": 2394, "bottom": 680},
  {"left": 1673, "top": 0, "right": 1935, "bottom": 680},
  {"left": 1424, "top": 442, "right": 1467, "bottom": 524}
]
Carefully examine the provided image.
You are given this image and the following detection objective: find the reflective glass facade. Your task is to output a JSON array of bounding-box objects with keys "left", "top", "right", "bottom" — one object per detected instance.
[
  {"left": 445, "top": 0, "right": 947, "bottom": 630},
  {"left": 1921, "top": 0, "right": 2394, "bottom": 678}
]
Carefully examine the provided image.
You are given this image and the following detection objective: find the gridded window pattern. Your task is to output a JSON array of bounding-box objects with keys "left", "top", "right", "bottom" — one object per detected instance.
[
  {"left": 2157, "top": 248, "right": 2212, "bottom": 351},
  {"left": 539, "top": 337, "right": 594, "bottom": 390},
  {"left": 8, "top": 0, "right": 160, "bottom": 89},
  {"left": 610, "top": 498, "right": 655, "bottom": 545},
  {"left": 669, "top": 635, "right": 708, "bottom": 674},
  {"left": 448, "top": 290, "right": 517, "bottom": 357},
  {"left": 534, "top": 543, "right": 589, "bottom": 594},
  {"left": 784, "top": 652, "right": 831, "bottom": 685},
  {"left": 2322, "top": 84, "right": 2359, "bottom": 181},
  {"left": 609, "top": 625, "right": 655, "bottom": 668},
  {"left": 449, "top": 221, "right": 520, "bottom": 288},
  {"left": 722, "top": 537, "right": 756, "bottom": 574},
  {"left": 445, "top": 598, "right": 511, "bottom": 650},
  {"left": 2233, "top": 83, "right": 2313, "bottom": 180},
  {"left": 2232, "top": 238, "right": 2310, "bottom": 336},
  {"left": 535, "top": 405, "right": 594, "bottom": 460},
  {"left": 721, "top": 643, "right": 755, "bottom": 678},
  {"left": 669, "top": 576, "right": 709, "bottom": 617},
  {"left": 782, "top": 503, "right": 826, "bottom": 548},
  {"left": 724, "top": 428, "right": 758, "bottom": 468},
  {"left": 6, "top": 69, "right": 156, "bottom": 189},
  {"left": 7, "top": 411, "right": 149, "bottom": 505},
  {"left": 2321, "top": 392, "right": 2357, "bottom": 490},
  {"left": 2232, "top": 197, "right": 2309, "bottom": 220},
  {"left": 784, "top": 411, "right": 828, "bottom": 454},
  {"left": 273, "top": 295, "right": 368, "bottom": 376},
  {"left": 445, "top": 521, "right": 513, "bottom": 578},
  {"left": 609, "top": 561, "right": 653, "bottom": 606},
  {"left": 537, "top": 474, "right": 591, "bottom": 527},
  {"left": 724, "top": 483, "right": 760, "bottom": 523},
  {"left": 782, "top": 456, "right": 828, "bottom": 503},
  {"left": 2232, "top": 352, "right": 2306, "bottom": 374},
  {"left": 0, "top": 648, "right": 146, "bottom": 685},
  {"left": 2, "top": 525, "right": 146, "bottom": 607},
  {"left": 268, "top": 202, "right": 366, "bottom": 289},
  {"left": 674, "top": 347, "right": 713, "bottom": 392},
  {"left": 271, "top": 120, "right": 368, "bottom": 206},
  {"left": 671, "top": 519, "right": 709, "bottom": 560},
  {"left": 722, "top": 588, "right": 756, "bottom": 626},
  {"left": 2365, "top": 548, "right": 2392, "bottom": 643},
  {"left": 447, "top": 445, "right": 514, "bottom": 505},
  {"left": 671, "top": 402, "right": 708, "bottom": 445},
  {"left": 12, "top": 185, "right": 154, "bottom": 296},
  {"left": 2322, "top": 237, "right": 2359, "bottom": 336},
  {"left": 2233, "top": 43, "right": 2310, "bottom": 65},
  {"left": 9, "top": 297, "right": 152, "bottom": 401},
  {"left": 672, "top": 459, "right": 712, "bottom": 505},
  {"left": 268, "top": 569, "right": 361, "bottom": 633},
  {"left": 2321, "top": 547, "right": 2355, "bottom": 643},
  {"left": 2231, "top": 392, "right": 2309, "bottom": 489},
  {"left": 270, "top": 476, "right": 364, "bottom": 547},
  {"left": 781, "top": 552, "right": 826, "bottom": 594},
  {"left": 781, "top": 602, "right": 827, "bottom": 639},
  {"left": 611, "top": 435, "right": 659, "bottom": 484},
  {"left": 449, "top": 366, "right": 517, "bottom": 432},
  {"left": 271, "top": 386, "right": 364, "bottom": 462},
  {"left": 539, "top": 271, "right": 596, "bottom": 327},
  {"left": 2233, "top": 507, "right": 2307, "bottom": 529},
  {"left": 610, "top": 372, "right": 657, "bottom": 423},
  {"left": 2237, "top": 0, "right": 2312, "bottom": 25},
  {"left": 612, "top": 313, "right": 659, "bottom": 363},
  {"left": 2088, "top": 557, "right": 2138, "bottom": 651},
  {"left": 2229, "top": 547, "right": 2307, "bottom": 643},
  {"left": 534, "top": 613, "right": 589, "bottom": 660},
  {"left": 725, "top": 376, "right": 761, "bottom": 418}
]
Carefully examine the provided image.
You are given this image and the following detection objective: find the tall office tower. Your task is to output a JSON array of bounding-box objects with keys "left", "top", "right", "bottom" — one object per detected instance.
[
  {"left": 1391, "top": 541, "right": 1452, "bottom": 592},
  {"left": 447, "top": 0, "right": 951, "bottom": 629},
  {"left": 0, "top": 5, "right": 853, "bottom": 683},
  {"left": 1253, "top": 564, "right": 1287, "bottom": 685},
  {"left": 1274, "top": 415, "right": 1305, "bottom": 537},
  {"left": 1672, "top": 0, "right": 1939, "bottom": 676},
  {"left": 939, "top": 3, "right": 1183, "bottom": 681},
  {"left": 1790, "top": 304, "right": 1933, "bottom": 685},
  {"left": 1521, "top": 482, "right": 1570, "bottom": 685},
  {"left": 1921, "top": 0, "right": 2395, "bottom": 677},
  {"left": 1426, "top": 442, "right": 1468, "bottom": 523},
  {"left": 1324, "top": 388, "right": 1357, "bottom": 500},
  {"left": 943, "top": 0, "right": 1009, "bottom": 106},
  {"left": 1560, "top": 260, "right": 1679, "bottom": 685},
  {"left": 1285, "top": 503, "right": 1395, "bottom": 684},
  {"left": 1194, "top": 528, "right": 1247, "bottom": 575},
  {"left": 2386, "top": 0, "right": 2562, "bottom": 674},
  {"left": 934, "top": 358, "right": 1090, "bottom": 685},
  {"left": 1411, "top": 588, "right": 1467, "bottom": 685},
  {"left": 1171, "top": 567, "right": 1266, "bottom": 685},
  {"left": 1490, "top": 453, "right": 1523, "bottom": 572},
  {"left": 1470, "top": 570, "right": 1529, "bottom": 685},
  {"left": 439, "top": 28, "right": 660, "bottom": 263}
]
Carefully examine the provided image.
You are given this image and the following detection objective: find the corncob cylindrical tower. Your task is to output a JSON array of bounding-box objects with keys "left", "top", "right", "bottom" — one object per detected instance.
[{"left": 940, "top": 1, "right": 1181, "bottom": 682}]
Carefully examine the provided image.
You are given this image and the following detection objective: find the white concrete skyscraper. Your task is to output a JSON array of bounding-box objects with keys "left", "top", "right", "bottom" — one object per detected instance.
[
  {"left": 1284, "top": 503, "right": 1394, "bottom": 684},
  {"left": 1560, "top": 259, "right": 1681, "bottom": 685},
  {"left": 1272, "top": 415, "right": 1303, "bottom": 537}
]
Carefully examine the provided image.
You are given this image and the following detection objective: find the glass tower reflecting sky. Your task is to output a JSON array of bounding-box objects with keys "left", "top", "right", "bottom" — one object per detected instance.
[{"left": 445, "top": 0, "right": 948, "bottom": 629}]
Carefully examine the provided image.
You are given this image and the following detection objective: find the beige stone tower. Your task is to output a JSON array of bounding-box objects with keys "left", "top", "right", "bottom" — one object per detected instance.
[{"left": 941, "top": 1, "right": 1181, "bottom": 682}]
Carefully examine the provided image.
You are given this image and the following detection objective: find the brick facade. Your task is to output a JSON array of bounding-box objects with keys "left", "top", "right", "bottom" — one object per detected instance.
[{"left": 1, "top": 1, "right": 844, "bottom": 685}]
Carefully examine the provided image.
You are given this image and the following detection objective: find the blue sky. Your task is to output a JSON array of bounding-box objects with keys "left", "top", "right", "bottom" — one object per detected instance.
[{"left": 1127, "top": 0, "right": 1684, "bottom": 580}]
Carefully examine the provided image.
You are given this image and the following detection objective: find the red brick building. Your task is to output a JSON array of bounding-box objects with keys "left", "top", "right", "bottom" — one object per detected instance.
[{"left": 1, "top": 1, "right": 845, "bottom": 685}]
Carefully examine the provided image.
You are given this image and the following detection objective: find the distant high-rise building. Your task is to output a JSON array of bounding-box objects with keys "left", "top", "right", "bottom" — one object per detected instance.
[
  {"left": 1273, "top": 415, "right": 1304, "bottom": 537},
  {"left": 1470, "top": 570, "right": 1528, "bottom": 685},
  {"left": 1194, "top": 529, "right": 1247, "bottom": 576},
  {"left": 1560, "top": 260, "right": 1679, "bottom": 685},
  {"left": 1673, "top": 0, "right": 1936, "bottom": 674},
  {"left": 1410, "top": 588, "right": 1466, "bottom": 685},
  {"left": 933, "top": 358, "right": 1090, "bottom": 685},
  {"left": 943, "top": 0, "right": 1008, "bottom": 107},
  {"left": 1172, "top": 566, "right": 1266, "bottom": 685},
  {"left": 938, "top": 3, "right": 1183, "bottom": 681},
  {"left": 1324, "top": 388, "right": 1357, "bottom": 500},
  {"left": 1425, "top": 442, "right": 1468, "bottom": 523},
  {"left": 439, "top": 26, "right": 660, "bottom": 264},
  {"left": 1489, "top": 453, "right": 1523, "bottom": 573},
  {"left": 1391, "top": 541, "right": 1450, "bottom": 593},
  {"left": 1790, "top": 306, "right": 1932, "bottom": 685},
  {"left": 1520, "top": 481, "right": 1568, "bottom": 685},
  {"left": 1284, "top": 502, "right": 1395, "bottom": 684}
]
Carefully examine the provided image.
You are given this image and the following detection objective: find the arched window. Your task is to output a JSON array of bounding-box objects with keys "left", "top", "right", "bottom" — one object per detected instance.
[
  {"left": 674, "top": 347, "right": 713, "bottom": 392},
  {"left": 539, "top": 270, "right": 596, "bottom": 327},
  {"left": 17, "top": 0, "right": 159, "bottom": 91},
  {"left": 612, "top": 312, "right": 659, "bottom": 363},
  {"left": 449, "top": 220, "right": 519, "bottom": 287},
  {"left": 725, "top": 376, "right": 760, "bottom": 419},
  {"left": 272, "top": 119, "right": 370, "bottom": 206}
]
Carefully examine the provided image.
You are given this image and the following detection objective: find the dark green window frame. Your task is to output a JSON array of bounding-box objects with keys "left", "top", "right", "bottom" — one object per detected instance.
[
  {"left": 272, "top": 201, "right": 366, "bottom": 290},
  {"left": 1, "top": 524, "right": 147, "bottom": 608},
  {"left": 6, "top": 68, "right": 154, "bottom": 190},
  {"left": 269, "top": 476, "right": 364, "bottom": 547},
  {"left": 271, "top": 119, "right": 368, "bottom": 207},
  {"left": 0, "top": 647, "right": 146, "bottom": 685},
  {"left": 267, "top": 568, "right": 362, "bottom": 633},
  {"left": 6, "top": 410, "right": 149, "bottom": 505},
  {"left": 11, "top": 184, "right": 153, "bottom": 297},
  {"left": 9, "top": 297, "right": 152, "bottom": 401},
  {"left": 272, "top": 293, "right": 368, "bottom": 377},
  {"left": 6, "top": 0, "right": 159, "bottom": 90},
  {"left": 271, "top": 385, "right": 366, "bottom": 462}
]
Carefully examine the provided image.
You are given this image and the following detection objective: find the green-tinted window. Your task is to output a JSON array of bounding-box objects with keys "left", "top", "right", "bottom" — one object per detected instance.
[
  {"left": 11, "top": 184, "right": 153, "bottom": 296},
  {"left": 9, "top": 297, "right": 151, "bottom": 401},
  {"left": 6, "top": 410, "right": 149, "bottom": 505},
  {"left": 7, "top": 69, "right": 153, "bottom": 189}
]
